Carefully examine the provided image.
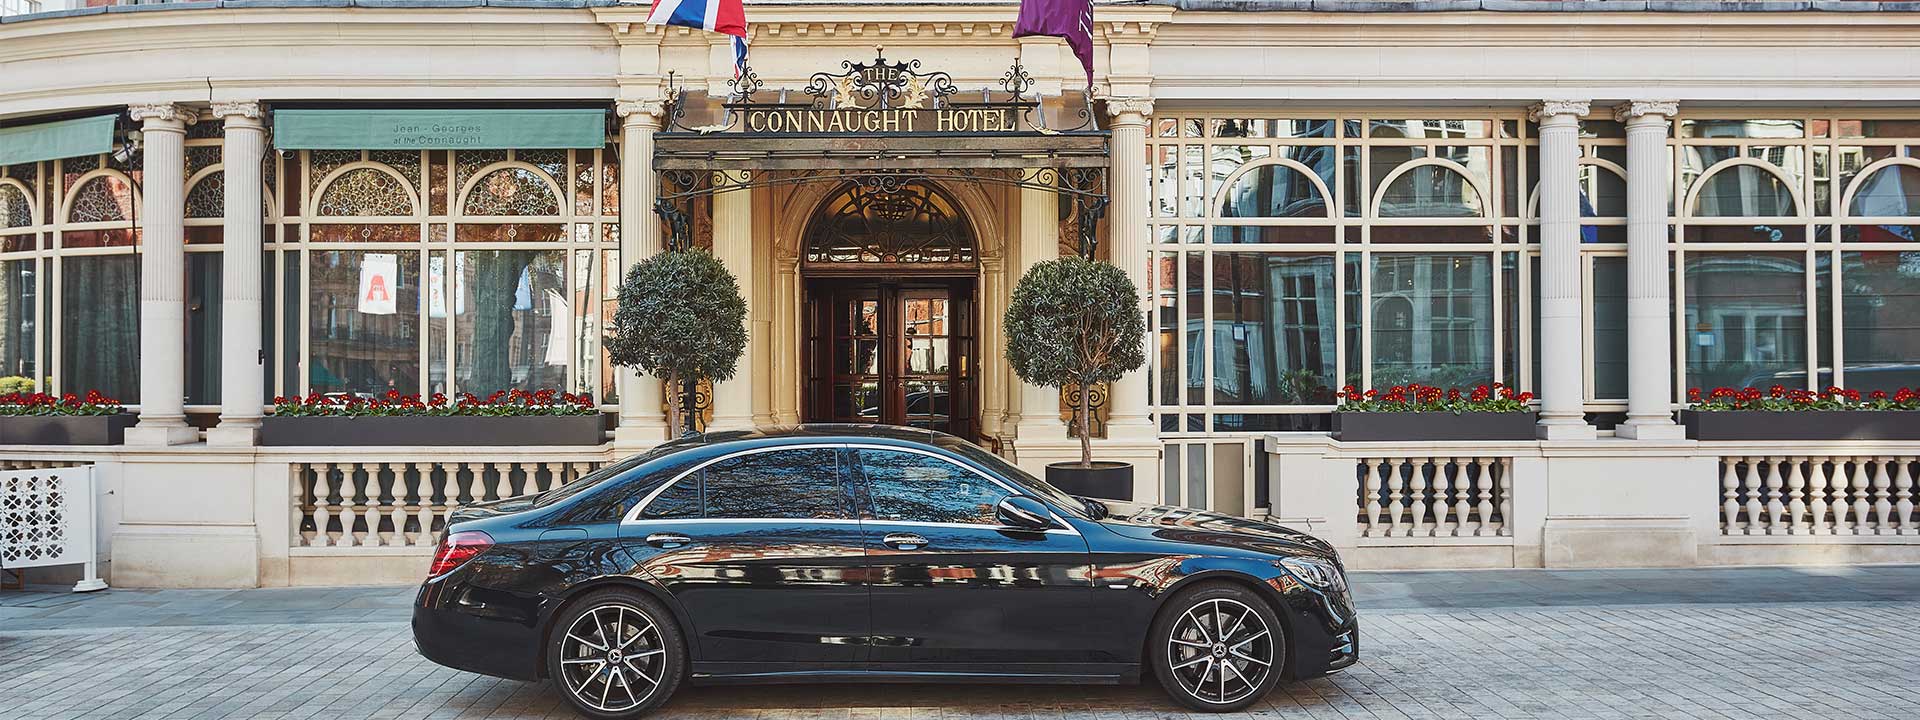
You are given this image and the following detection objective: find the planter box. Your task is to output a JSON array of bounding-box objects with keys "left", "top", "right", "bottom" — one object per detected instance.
[
  {"left": 0, "top": 414, "right": 135, "bottom": 445},
  {"left": 258, "top": 415, "right": 605, "bottom": 447},
  {"left": 1333, "top": 411, "right": 1537, "bottom": 442},
  {"left": 1045, "top": 461, "right": 1133, "bottom": 501},
  {"left": 1680, "top": 410, "right": 1920, "bottom": 441}
]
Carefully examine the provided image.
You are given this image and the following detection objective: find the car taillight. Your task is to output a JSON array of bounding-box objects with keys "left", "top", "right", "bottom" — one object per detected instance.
[{"left": 428, "top": 531, "right": 493, "bottom": 576}]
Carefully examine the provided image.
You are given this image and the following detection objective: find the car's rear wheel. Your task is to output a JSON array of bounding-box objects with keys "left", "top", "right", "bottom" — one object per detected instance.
[
  {"left": 1150, "top": 583, "right": 1285, "bottom": 712},
  {"left": 546, "top": 588, "right": 685, "bottom": 719}
]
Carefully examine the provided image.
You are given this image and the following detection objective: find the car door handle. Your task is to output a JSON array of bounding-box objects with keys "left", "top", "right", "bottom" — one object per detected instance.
[
  {"left": 881, "top": 532, "right": 929, "bottom": 551},
  {"left": 645, "top": 533, "right": 692, "bottom": 548}
]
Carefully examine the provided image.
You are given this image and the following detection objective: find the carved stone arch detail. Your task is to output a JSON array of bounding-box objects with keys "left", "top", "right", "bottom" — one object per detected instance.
[
  {"left": 0, "top": 177, "right": 38, "bottom": 229},
  {"left": 774, "top": 176, "right": 1001, "bottom": 267},
  {"left": 456, "top": 160, "right": 567, "bottom": 217},
  {"left": 59, "top": 169, "right": 141, "bottom": 224}
]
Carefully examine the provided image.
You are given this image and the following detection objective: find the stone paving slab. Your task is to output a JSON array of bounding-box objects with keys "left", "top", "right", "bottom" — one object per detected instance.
[{"left": 3, "top": 567, "right": 1919, "bottom": 719}]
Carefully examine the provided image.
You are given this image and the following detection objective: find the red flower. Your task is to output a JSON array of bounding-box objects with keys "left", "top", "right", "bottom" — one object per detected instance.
[
  {"left": 1769, "top": 384, "right": 1786, "bottom": 398},
  {"left": 1515, "top": 392, "right": 1535, "bottom": 403},
  {"left": 1871, "top": 390, "right": 1889, "bottom": 401}
]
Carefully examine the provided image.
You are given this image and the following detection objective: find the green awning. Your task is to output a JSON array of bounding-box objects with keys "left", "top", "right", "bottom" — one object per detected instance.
[
  {"left": 0, "top": 114, "right": 118, "bottom": 166},
  {"left": 272, "top": 109, "right": 607, "bottom": 150}
]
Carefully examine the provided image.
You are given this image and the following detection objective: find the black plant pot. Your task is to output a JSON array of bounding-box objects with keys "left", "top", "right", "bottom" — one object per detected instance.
[
  {"left": 1333, "top": 411, "right": 1538, "bottom": 442},
  {"left": 258, "top": 415, "right": 605, "bottom": 446},
  {"left": 1680, "top": 409, "right": 1920, "bottom": 441},
  {"left": 0, "top": 414, "right": 136, "bottom": 445},
  {"left": 1045, "top": 461, "right": 1134, "bottom": 501}
]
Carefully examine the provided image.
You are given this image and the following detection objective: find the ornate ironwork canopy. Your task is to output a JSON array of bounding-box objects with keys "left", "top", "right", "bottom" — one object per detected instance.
[{"left": 651, "top": 49, "right": 1112, "bottom": 259}]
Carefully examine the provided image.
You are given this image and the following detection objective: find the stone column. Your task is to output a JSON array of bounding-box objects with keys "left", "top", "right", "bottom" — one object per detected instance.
[
  {"left": 1105, "top": 97, "right": 1157, "bottom": 441},
  {"left": 773, "top": 257, "right": 801, "bottom": 425},
  {"left": 207, "top": 102, "right": 267, "bottom": 447},
  {"left": 1614, "top": 101, "right": 1687, "bottom": 440},
  {"left": 708, "top": 170, "right": 755, "bottom": 432},
  {"left": 1529, "top": 100, "right": 1597, "bottom": 441},
  {"left": 979, "top": 255, "right": 1007, "bottom": 440},
  {"left": 613, "top": 101, "right": 671, "bottom": 447},
  {"left": 124, "top": 103, "right": 198, "bottom": 446},
  {"left": 1013, "top": 169, "right": 1067, "bottom": 440}
]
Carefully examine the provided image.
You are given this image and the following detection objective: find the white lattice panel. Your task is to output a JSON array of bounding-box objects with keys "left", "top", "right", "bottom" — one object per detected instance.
[{"left": 0, "top": 466, "right": 104, "bottom": 590}]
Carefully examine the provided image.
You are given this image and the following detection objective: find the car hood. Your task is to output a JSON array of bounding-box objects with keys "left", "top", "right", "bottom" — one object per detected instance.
[{"left": 1090, "top": 502, "right": 1338, "bottom": 560}]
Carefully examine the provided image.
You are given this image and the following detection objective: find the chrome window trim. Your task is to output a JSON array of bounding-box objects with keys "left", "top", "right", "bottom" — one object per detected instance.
[{"left": 619, "top": 441, "right": 1079, "bottom": 534}]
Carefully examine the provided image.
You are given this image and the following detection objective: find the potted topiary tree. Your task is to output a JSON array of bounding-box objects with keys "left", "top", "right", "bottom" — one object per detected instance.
[
  {"left": 606, "top": 248, "right": 748, "bottom": 436},
  {"left": 1004, "top": 255, "right": 1147, "bottom": 500}
]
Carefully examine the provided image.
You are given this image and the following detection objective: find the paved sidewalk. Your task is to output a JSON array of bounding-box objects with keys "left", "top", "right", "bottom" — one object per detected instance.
[{"left": 3, "top": 566, "right": 1917, "bottom": 719}]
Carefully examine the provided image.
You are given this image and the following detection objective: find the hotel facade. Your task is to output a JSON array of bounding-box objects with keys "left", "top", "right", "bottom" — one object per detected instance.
[{"left": 2, "top": 0, "right": 1919, "bottom": 588}]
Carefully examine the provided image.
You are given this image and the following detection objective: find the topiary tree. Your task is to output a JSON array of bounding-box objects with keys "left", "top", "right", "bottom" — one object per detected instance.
[
  {"left": 1004, "top": 256, "right": 1147, "bottom": 467},
  {"left": 605, "top": 249, "right": 748, "bottom": 436}
]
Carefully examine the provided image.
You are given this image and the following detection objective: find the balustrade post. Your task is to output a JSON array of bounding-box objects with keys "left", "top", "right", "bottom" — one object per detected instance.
[{"left": 1721, "top": 460, "right": 1740, "bottom": 535}]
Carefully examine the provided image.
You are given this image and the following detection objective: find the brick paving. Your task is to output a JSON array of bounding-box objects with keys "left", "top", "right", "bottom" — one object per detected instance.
[{"left": 3, "top": 567, "right": 1918, "bottom": 720}]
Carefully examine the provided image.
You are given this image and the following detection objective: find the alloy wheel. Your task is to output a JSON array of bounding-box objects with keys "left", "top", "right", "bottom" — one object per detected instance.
[
  {"left": 1164, "top": 597, "right": 1275, "bottom": 706},
  {"left": 557, "top": 604, "right": 667, "bottom": 714}
]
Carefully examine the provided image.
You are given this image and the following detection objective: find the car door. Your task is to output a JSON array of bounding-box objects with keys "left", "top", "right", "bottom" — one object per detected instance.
[
  {"left": 849, "top": 445, "right": 1100, "bottom": 673},
  {"left": 619, "top": 444, "right": 869, "bottom": 673}
]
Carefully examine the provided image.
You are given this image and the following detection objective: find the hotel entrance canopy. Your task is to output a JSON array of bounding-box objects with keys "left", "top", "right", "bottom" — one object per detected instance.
[{"left": 650, "top": 50, "right": 1113, "bottom": 254}]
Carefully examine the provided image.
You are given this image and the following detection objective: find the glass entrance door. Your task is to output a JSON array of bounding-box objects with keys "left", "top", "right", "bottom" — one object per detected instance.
[{"left": 804, "top": 278, "right": 976, "bottom": 439}]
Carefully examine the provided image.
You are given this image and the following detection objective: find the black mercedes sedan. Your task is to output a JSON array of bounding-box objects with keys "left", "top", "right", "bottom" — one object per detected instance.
[{"left": 413, "top": 425, "right": 1357, "bottom": 718}]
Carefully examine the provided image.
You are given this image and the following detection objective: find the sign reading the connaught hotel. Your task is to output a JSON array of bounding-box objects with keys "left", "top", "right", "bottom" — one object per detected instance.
[{"left": 744, "top": 106, "right": 1020, "bottom": 134}]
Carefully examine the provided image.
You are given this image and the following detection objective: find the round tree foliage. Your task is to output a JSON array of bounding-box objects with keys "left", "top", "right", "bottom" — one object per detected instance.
[
  {"left": 1005, "top": 256, "right": 1147, "bottom": 389},
  {"left": 606, "top": 247, "right": 748, "bottom": 388}
]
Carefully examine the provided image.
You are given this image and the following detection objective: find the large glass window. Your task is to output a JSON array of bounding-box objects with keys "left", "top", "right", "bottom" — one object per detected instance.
[
  {"left": 1149, "top": 113, "right": 1534, "bottom": 435},
  {"left": 857, "top": 449, "right": 1008, "bottom": 525},
  {"left": 1670, "top": 116, "right": 1920, "bottom": 396},
  {"left": 702, "top": 448, "right": 849, "bottom": 520},
  {"left": 280, "top": 147, "right": 620, "bottom": 403}
]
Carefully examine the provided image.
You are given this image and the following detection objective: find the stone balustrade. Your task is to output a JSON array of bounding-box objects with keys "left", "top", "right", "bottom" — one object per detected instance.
[
  {"left": 1356, "top": 456, "right": 1515, "bottom": 541},
  {"left": 292, "top": 457, "right": 607, "bottom": 551},
  {"left": 1718, "top": 455, "right": 1918, "bottom": 538}
]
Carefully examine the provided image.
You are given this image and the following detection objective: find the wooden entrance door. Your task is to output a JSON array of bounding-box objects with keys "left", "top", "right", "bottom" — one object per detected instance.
[{"left": 804, "top": 278, "right": 977, "bottom": 440}]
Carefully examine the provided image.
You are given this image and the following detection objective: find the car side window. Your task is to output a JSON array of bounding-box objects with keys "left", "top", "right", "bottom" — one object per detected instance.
[
  {"left": 638, "top": 477, "right": 702, "bottom": 520},
  {"left": 858, "top": 449, "right": 1009, "bottom": 525},
  {"left": 701, "top": 448, "right": 850, "bottom": 520}
]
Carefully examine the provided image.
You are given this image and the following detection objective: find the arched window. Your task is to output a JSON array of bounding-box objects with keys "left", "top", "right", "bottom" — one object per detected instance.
[
  {"left": 317, "top": 167, "right": 415, "bottom": 217},
  {"left": 1378, "top": 164, "right": 1483, "bottom": 218},
  {"left": 0, "top": 183, "right": 31, "bottom": 229},
  {"left": 805, "top": 181, "right": 975, "bottom": 266},
  {"left": 464, "top": 166, "right": 561, "bottom": 217},
  {"left": 67, "top": 174, "right": 135, "bottom": 223},
  {"left": 186, "top": 172, "right": 225, "bottom": 219},
  {"left": 1690, "top": 163, "right": 1796, "bottom": 218},
  {"left": 1847, "top": 163, "right": 1920, "bottom": 217},
  {"left": 1220, "top": 162, "right": 1330, "bottom": 218}
]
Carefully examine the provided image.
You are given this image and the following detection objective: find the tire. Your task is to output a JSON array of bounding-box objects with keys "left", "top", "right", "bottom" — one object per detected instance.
[
  {"left": 1149, "top": 582, "right": 1286, "bottom": 712},
  {"left": 545, "top": 588, "right": 686, "bottom": 719}
]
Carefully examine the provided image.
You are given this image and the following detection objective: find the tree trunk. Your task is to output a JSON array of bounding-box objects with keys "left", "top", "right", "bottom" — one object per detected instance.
[
  {"left": 1078, "top": 383, "right": 1092, "bottom": 468},
  {"left": 664, "top": 370, "right": 682, "bottom": 438}
]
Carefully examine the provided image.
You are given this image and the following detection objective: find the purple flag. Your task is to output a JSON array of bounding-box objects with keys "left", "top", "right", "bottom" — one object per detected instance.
[{"left": 1013, "top": 0, "right": 1095, "bottom": 88}]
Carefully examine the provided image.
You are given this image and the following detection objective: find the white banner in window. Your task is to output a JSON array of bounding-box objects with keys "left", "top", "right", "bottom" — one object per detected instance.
[
  {"left": 359, "top": 253, "right": 399, "bottom": 315},
  {"left": 428, "top": 256, "right": 448, "bottom": 318}
]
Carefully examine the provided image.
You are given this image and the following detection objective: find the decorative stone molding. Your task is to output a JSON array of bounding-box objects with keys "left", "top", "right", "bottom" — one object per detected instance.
[
  {"left": 1613, "top": 100, "right": 1681, "bottom": 123},
  {"left": 210, "top": 101, "right": 264, "bottom": 122},
  {"left": 127, "top": 102, "right": 194, "bottom": 126},
  {"left": 616, "top": 100, "right": 667, "bottom": 121},
  {"left": 1105, "top": 97, "right": 1154, "bottom": 119},
  {"left": 1528, "top": 99, "right": 1591, "bottom": 122}
]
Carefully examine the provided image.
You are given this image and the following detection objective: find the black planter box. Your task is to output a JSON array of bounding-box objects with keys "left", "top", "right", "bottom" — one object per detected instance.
[
  {"left": 1680, "top": 410, "right": 1920, "bottom": 441},
  {"left": 0, "top": 414, "right": 135, "bottom": 445},
  {"left": 1045, "top": 461, "right": 1134, "bottom": 501},
  {"left": 259, "top": 415, "right": 605, "bottom": 447},
  {"left": 1333, "top": 411, "right": 1538, "bottom": 442}
]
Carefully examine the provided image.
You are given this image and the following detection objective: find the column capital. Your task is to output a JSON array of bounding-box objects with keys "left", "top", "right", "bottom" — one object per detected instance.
[
  {"left": 128, "top": 103, "right": 195, "bottom": 129},
  {"left": 1528, "top": 99, "right": 1591, "bottom": 123},
  {"left": 211, "top": 101, "right": 265, "bottom": 124},
  {"left": 1105, "top": 96, "right": 1154, "bottom": 121},
  {"left": 1613, "top": 100, "right": 1680, "bottom": 124},
  {"left": 616, "top": 100, "right": 667, "bottom": 124}
]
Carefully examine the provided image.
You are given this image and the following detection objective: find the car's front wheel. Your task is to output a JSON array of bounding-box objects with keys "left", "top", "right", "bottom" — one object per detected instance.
[
  {"left": 1150, "top": 583, "right": 1286, "bottom": 712},
  {"left": 546, "top": 588, "right": 685, "bottom": 719}
]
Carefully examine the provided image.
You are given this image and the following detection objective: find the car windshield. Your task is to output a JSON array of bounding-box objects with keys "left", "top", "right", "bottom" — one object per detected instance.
[{"left": 942, "top": 440, "right": 1091, "bottom": 520}]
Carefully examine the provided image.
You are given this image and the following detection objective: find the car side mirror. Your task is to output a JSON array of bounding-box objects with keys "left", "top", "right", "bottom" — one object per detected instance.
[{"left": 996, "top": 495, "right": 1053, "bottom": 531}]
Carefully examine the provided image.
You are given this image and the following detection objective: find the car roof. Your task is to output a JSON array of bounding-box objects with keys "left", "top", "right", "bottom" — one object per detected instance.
[{"left": 685, "top": 423, "right": 951, "bottom": 448}]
